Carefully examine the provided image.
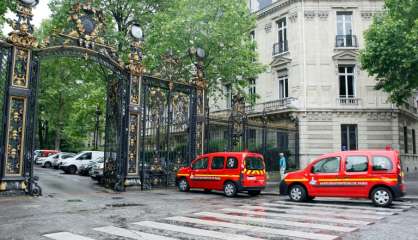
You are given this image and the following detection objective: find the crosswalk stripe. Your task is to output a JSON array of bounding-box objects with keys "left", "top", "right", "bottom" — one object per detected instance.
[
  {"left": 167, "top": 216, "right": 339, "bottom": 240},
  {"left": 133, "top": 221, "right": 263, "bottom": 240},
  {"left": 274, "top": 200, "right": 407, "bottom": 212},
  {"left": 241, "top": 205, "right": 385, "bottom": 220},
  {"left": 43, "top": 232, "right": 95, "bottom": 240},
  {"left": 221, "top": 208, "right": 373, "bottom": 225},
  {"left": 194, "top": 211, "right": 358, "bottom": 233},
  {"left": 93, "top": 226, "right": 178, "bottom": 240},
  {"left": 263, "top": 203, "right": 395, "bottom": 216}
]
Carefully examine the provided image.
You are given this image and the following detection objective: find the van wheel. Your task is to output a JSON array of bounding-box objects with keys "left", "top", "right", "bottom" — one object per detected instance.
[
  {"left": 68, "top": 165, "right": 77, "bottom": 175},
  {"left": 289, "top": 184, "right": 307, "bottom": 202},
  {"left": 178, "top": 178, "right": 190, "bottom": 192},
  {"left": 224, "top": 182, "right": 237, "bottom": 197},
  {"left": 248, "top": 190, "right": 261, "bottom": 196},
  {"left": 372, "top": 187, "right": 393, "bottom": 207}
]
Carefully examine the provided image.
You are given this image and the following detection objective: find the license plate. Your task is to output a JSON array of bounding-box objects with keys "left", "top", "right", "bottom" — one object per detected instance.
[{"left": 247, "top": 176, "right": 256, "bottom": 180}]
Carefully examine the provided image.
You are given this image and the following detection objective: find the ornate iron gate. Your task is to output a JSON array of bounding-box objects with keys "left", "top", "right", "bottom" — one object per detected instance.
[
  {"left": 139, "top": 76, "right": 197, "bottom": 189},
  {"left": 0, "top": 1, "right": 199, "bottom": 194}
]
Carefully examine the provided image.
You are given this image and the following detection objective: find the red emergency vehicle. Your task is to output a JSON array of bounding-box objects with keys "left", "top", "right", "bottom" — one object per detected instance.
[
  {"left": 280, "top": 150, "right": 405, "bottom": 207},
  {"left": 176, "top": 152, "right": 266, "bottom": 197}
]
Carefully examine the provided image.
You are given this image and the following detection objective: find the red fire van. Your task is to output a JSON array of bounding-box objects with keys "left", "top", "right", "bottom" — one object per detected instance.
[
  {"left": 280, "top": 150, "right": 405, "bottom": 207},
  {"left": 176, "top": 152, "right": 266, "bottom": 197}
]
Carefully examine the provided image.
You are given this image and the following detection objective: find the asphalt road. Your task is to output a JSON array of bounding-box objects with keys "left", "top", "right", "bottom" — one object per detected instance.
[{"left": 0, "top": 167, "right": 417, "bottom": 240}]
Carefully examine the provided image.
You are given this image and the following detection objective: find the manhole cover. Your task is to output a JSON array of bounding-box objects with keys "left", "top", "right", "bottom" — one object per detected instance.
[{"left": 66, "top": 199, "right": 83, "bottom": 203}]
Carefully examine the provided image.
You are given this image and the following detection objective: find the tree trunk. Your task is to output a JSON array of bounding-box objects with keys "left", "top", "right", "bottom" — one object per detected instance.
[{"left": 54, "top": 93, "right": 64, "bottom": 150}]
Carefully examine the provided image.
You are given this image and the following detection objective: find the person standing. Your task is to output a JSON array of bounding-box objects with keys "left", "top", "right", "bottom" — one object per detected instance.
[{"left": 279, "top": 153, "right": 286, "bottom": 181}]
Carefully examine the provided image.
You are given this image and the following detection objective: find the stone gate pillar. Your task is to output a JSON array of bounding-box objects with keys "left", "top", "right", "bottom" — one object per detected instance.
[{"left": 0, "top": 0, "right": 39, "bottom": 194}]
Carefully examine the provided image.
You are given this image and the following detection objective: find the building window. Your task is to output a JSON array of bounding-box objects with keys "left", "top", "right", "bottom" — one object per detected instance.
[
  {"left": 336, "top": 12, "right": 355, "bottom": 47},
  {"left": 404, "top": 126, "right": 409, "bottom": 153},
  {"left": 339, "top": 65, "right": 355, "bottom": 98},
  {"left": 341, "top": 124, "right": 357, "bottom": 150},
  {"left": 413, "top": 129, "right": 416, "bottom": 154},
  {"left": 248, "top": 79, "right": 256, "bottom": 104},
  {"left": 273, "top": 18, "right": 288, "bottom": 55},
  {"left": 257, "top": 0, "right": 272, "bottom": 10},
  {"left": 225, "top": 84, "right": 232, "bottom": 109},
  {"left": 278, "top": 71, "right": 288, "bottom": 100}
]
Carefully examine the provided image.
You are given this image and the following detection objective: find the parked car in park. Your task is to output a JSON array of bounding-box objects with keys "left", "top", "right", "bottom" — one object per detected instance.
[
  {"left": 51, "top": 152, "right": 76, "bottom": 169},
  {"left": 60, "top": 151, "right": 104, "bottom": 174},
  {"left": 280, "top": 149, "right": 405, "bottom": 207},
  {"left": 176, "top": 151, "right": 266, "bottom": 197},
  {"left": 34, "top": 150, "right": 60, "bottom": 163},
  {"left": 90, "top": 158, "right": 105, "bottom": 183},
  {"left": 79, "top": 157, "right": 104, "bottom": 176}
]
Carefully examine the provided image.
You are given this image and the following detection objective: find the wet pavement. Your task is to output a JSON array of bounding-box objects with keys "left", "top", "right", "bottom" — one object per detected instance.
[{"left": 0, "top": 167, "right": 417, "bottom": 240}]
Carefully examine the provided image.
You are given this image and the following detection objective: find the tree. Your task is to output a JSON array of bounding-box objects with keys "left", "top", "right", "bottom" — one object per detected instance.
[
  {"left": 360, "top": 0, "right": 418, "bottom": 105},
  {"left": 145, "top": 0, "right": 264, "bottom": 102},
  {"left": 0, "top": 0, "right": 16, "bottom": 36}
]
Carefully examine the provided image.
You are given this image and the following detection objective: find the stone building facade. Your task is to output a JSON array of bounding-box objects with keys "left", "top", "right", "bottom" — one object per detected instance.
[{"left": 211, "top": 0, "right": 418, "bottom": 173}]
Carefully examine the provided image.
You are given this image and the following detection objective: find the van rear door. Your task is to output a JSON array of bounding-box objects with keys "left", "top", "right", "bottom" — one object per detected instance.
[{"left": 243, "top": 155, "right": 266, "bottom": 187}]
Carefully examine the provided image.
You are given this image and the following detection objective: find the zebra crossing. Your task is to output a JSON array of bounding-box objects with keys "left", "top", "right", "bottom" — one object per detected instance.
[{"left": 43, "top": 199, "right": 414, "bottom": 240}]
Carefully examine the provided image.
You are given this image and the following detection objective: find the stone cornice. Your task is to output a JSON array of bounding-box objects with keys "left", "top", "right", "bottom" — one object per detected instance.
[{"left": 256, "top": 0, "right": 298, "bottom": 20}]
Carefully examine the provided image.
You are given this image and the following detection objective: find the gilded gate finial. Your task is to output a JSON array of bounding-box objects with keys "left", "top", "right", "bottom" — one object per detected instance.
[{"left": 6, "top": 0, "right": 39, "bottom": 48}]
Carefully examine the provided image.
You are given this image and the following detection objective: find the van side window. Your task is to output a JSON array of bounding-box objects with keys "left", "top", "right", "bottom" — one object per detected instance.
[
  {"left": 312, "top": 157, "right": 340, "bottom": 173},
  {"left": 192, "top": 158, "right": 208, "bottom": 170},
  {"left": 346, "top": 156, "right": 368, "bottom": 172},
  {"left": 372, "top": 156, "right": 393, "bottom": 171},
  {"left": 226, "top": 157, "right": 238, "bottom": 169},
  {"left": 211, "top": 157, "right": 225, "bottom": 169}
]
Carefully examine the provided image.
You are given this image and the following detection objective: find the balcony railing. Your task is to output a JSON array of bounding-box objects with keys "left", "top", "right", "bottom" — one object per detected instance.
[
  {"left": 246, "top": 97, "right": 297, "bottom": 114},
  {"left": 273, "top": 41, "right": 288, "bottom": 56},
  {"left": 402, "top": 103, "right": 418, "bottom": 115},
  {"left": 335, "top": 35, "right": 358, "bottom": 48},
  {"left": 210, "top": 97, "right": 297, "bottom": 118},
  {"left": 338, "top": 96, "right": 360, "bottom": 105}
]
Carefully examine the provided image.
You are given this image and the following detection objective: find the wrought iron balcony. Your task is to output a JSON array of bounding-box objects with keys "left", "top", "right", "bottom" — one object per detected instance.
[
  {"left": 273, "top": 41, "right": 288, "bottom": 56},
  {"left": 335, "top": 35, "right": 358, "bottom": 48},
  {"left": 338, "top": 96, "right": 360, "bottom": 105}
]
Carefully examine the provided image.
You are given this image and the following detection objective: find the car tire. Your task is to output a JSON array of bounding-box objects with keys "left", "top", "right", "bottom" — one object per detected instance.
[
  {"left": 224, "top": 181, "right": 237, "bottom": 197},
  {"left": 44, "top": 162, "right": 52, "bottom": 168},
  {"left": 178, "top": 178, "right": 190, "bottom": 192},
  {"left": 248, "top": 190, "right": 261, "bottom": 196},
  {"left": 68, "top": 165, "right": 77, "bottom": 175},
  {"left": 371, "top": 187, "right": 393, "bottom": 207},
  {"left": 289, "top": 184, "right": 307, "bottom": 202}
]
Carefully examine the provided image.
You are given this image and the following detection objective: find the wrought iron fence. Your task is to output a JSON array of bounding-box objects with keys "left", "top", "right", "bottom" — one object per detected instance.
[{"left": 205, "top": 117, "right": 299, "bottom": 172}]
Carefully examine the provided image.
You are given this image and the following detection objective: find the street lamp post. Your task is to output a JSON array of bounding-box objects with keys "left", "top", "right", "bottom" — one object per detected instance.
[{"left": 189, "top": 47, "right": 207, "bottom": 154}]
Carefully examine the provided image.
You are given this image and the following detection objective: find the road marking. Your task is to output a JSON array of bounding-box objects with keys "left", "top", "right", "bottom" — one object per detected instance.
[
  {"left": 263, "top": 202, "right": 395, "bottom": 216},
  {"left": 166, "top": 216, "right": 339, "bottom": 240},
  {"left": 241, "top": 205, "right": 385, "bottom": 220},
  {"left": 43, "top": 232, "right": 95, "bottom": 240},
  {"left": 274, "top": 200, "right": 408, "bottom": 212},
  {"left": 133, "top": 221, "right": 263, "bottom": 240},
  {"left": 221, "top": 208, "right": 373, "bottom": 225},
  {"left": 194, "top": 211, "right": 358, "bottom": 232},
  {"left": 93, "top": 226, "right": 178, "bottom": 240}
]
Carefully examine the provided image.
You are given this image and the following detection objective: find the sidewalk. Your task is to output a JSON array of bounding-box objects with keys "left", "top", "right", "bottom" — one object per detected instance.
[{"left": 263, "top": 173, "right": 418, "bottom": 202}]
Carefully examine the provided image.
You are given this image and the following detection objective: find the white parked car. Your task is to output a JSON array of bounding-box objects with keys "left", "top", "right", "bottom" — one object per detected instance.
[
  {"left": 60, "top": 151, "right": 104, "bottom": 174},
  {"left": 51, "top": 152, "right": 76, "bottom": 169}
]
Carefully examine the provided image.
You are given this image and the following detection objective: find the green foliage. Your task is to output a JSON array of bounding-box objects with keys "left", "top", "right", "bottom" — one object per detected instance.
[
  {"left": 360, "top": 0, "right": 418, "bottom": 105},
  {"left": 38, "top": 57, "right": 107, "bottom": 151},
  {"left": 145, "top": 0, "right": 265, "bottom": 99}
]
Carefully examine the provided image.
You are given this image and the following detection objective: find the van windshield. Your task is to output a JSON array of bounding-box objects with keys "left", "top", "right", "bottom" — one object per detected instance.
[{"left": 245, "top": 157, "right": 264, "bottom": 170}]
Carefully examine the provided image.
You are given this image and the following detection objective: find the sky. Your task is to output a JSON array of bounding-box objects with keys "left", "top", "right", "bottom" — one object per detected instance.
[{"left": 2, "top": 0, "right": 52, "bottom": 35}]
